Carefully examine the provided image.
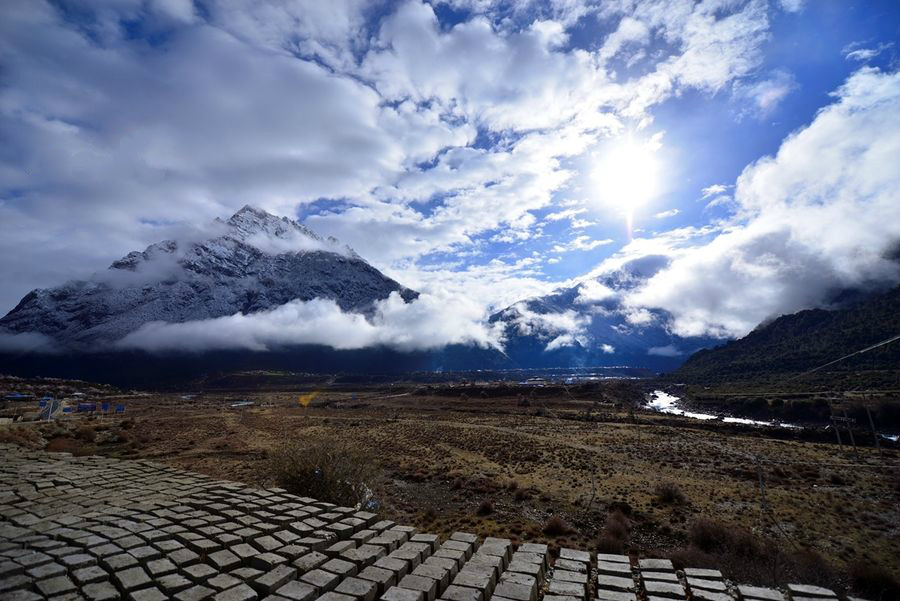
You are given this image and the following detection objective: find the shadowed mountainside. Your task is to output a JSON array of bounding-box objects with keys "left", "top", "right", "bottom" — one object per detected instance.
[{"left": 672, "top": 284, "right": 900, "bottom": 384}]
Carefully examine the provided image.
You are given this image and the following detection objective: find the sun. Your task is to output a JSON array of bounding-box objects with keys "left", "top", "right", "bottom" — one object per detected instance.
[{"left": 591, "top": 136, "right": 661, "bottom": 237}]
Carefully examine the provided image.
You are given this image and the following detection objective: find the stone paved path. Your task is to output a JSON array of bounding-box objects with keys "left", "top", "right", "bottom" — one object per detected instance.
[{"left": 0, "top": 444, "right": 863, "bottom": 601}]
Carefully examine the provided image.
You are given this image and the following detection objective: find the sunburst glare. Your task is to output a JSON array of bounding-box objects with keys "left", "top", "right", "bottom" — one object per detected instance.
[{"left": 591, "top": 135, "right": 662, "bottom": 239}]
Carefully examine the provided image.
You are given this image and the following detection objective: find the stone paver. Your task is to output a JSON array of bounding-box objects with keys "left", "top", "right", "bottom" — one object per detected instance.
[{"left": 0, "top": 444, "right": 855, "bottom": 601}]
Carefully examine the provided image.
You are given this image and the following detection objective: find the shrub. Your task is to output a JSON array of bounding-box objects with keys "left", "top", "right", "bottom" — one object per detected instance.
[
  {"left": 0, "top": 427, "right": 42, "bottom": 449},
  {"left": 476, "top": 500, "right": 494, "bottom": 516},
  {"left": 46, "top": 437, "right": 94, "bottom": 456},
  {"left": 850, "top": 561, "right": 900, "bottom": 600},
  {"left": 688, "top": 518, "right": 733, "bottom": 553},
  {"left": 542, "top": 516, "right": 572, "bottom": 537},
  {"left": 596, "top": 534, "right": 624, "bottom": 554},
  {"left": 654, "top": 481, "right": 686, "bottom": 505},
  {"left": 267, "top": 439, "right": 376, "bottom": 507},
  {"left": 604, "top": 518, "right": 628, "bottom": 542},
  {"left": 76, "top": 425, "right": 96, "bottom": 443}
]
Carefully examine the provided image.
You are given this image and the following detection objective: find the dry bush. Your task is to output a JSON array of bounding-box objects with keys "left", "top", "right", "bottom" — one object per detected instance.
[
  {"left": 267, "top": 439, "right": 376, "bottom": 507},
  {"left": 596, "top": 534, "right": 624, "bottom": 554},
  {"left": 689, "top": 518, "right": 733, "bottom": 553},
  {"left": 679, "top": 518, "right": 838, "bottom": 589},
  {"left": 597, "top": 508, "right": 631, "bottom": 552},
  {"left": 654, "top": 481, "right": 687, "bottom": 505},
  {"left": 670, "top": 546, "right": 716, "bottom": 570},
  {"left": 46, "top": 437, "right": 94, "bottom": 456},
  {"left": 604, "top": 518, "right": 628, "bottom": 541},
  {"left": 76, "top": 425, "right": 96, "bottom": 443},
  {"left": 476, "top": 500, "right": 494, "bottom": 516},
  {"left": 0, "top": 427, "right": 43, "bottom": 449},
  {"left": 850, "top": 561, "right": 900, "bottom": 600},
  {"left": 542, "top": 516, "right": 573, "bottom": 537}
]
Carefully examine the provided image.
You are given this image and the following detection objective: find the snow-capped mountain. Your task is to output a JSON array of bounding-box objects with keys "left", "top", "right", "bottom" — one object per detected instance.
[
  {"left": 0, "top": 206, "right": 416, "bottom": 350},
  {"left": 489, "top": 255, "right": 718, "bottom": 370}
]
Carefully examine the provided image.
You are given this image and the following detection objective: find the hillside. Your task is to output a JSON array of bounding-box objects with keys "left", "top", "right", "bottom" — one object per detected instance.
[{"left": 672, "top": 284, "right": 900, "bottom": 384}]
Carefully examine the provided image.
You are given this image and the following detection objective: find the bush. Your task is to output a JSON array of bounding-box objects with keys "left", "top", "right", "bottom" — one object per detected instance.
[
  {"left": 850, "top": 561, "right": 900, "bottom": 600},
  {"left": 596, "top": 534, "right": 624, "bottom": 554},
  {"left": 654, "top": 481, "right": 687, "bottom": 505},
  {"left": 542, "top": 515, "right": 573, "bottom": 537},
  {"left": 0, "top": 427, "right": 42, "bottom": 449},
  {"left": 689, "top": 518, "right": 735, "bottom": 553},
  {"left": 76, "top": 425, "right": 96, "bottom": 443},
  {"left": 476, "top": 500, "right": 494, "bottom": 516},
  {"left": 267, "top": 439, "right": 376, "bottom": 507},
  {"left": 46, "top": 437, "right": 94, "bottom": 456}
]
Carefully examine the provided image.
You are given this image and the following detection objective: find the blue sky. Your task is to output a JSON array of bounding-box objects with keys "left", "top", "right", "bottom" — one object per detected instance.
[{"left": 1, "top": 0, "right": 899, "bottom": 344}]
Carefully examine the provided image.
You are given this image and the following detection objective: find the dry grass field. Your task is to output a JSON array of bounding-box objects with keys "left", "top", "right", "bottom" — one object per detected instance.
[{"left": 2, "top": 385, "right": 899, "bottom": 593}]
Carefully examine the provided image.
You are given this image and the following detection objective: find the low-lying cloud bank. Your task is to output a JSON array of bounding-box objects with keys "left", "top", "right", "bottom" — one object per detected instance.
[
  {"left": 0, "top": 332, "right": 58, "bottom": 354},
  {"left": 115, "top": 292, "right": 502, "bottom": 354},
  {"left": 624, "top": 67, "right": 900, "bottom": 338}
]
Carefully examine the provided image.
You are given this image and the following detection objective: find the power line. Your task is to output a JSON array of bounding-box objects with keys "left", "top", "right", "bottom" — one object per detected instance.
[{"left": 787, "top": 333, "right": 900, "bottom": 381}]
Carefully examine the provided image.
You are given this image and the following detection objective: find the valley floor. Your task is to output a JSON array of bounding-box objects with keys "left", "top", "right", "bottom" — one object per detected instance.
[{"left": 2, "top": 387, "right": 899, "bottom": 593}]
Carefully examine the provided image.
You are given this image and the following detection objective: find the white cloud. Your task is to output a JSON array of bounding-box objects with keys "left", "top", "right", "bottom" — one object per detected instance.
[
  {"left": 552, "top": 236, "right": 614, "bottom": 253},
  {"left": 0, "top": 0, "right": 782, "bottom": 322},
  {"left": 505, "top": 302, "right": 590, "bottom": 350},
  {"left": 778, "top": 0, "right": 805, "bottom": 13},
  {"left": 625, "top": 68, "right": 900, "bottom": 338},
  {"left": 545, "top": 208, "right": 586, "bottom": 222},
  {"left": 654, "top": 208, "right": 680, "bottom": 219},
  {"left": 843, "top": 42, "right": 894, "bottom": 63},
  {"left": 0, "top": 332, "right": 59, "bottom": 354},
  {"left": 733, "top": 69, "right": 798, "bottom": 120},
  {"left": 386, "top": 257, "right": 558, "bottom": 314},
  {"left": 701, "top": 184, "right": 730, "bottom": 198},
  {"left": 600, "top": 343, "right": 615, "bottom": 354},
  {"left": 647, "top": 344, "right": 682, "bottom": 357},
  {"left": 117, "top": 292, "right": 502, "bottom": 353},
  {"left": 575, "top": 280, "right": 616, "bottom": 304}
]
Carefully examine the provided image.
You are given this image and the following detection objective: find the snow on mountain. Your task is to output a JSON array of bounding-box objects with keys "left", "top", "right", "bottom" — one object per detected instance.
[
  {"left": 0, "top": 206, "right": 416, "bottom": 350},
  {"left": 489, "top": 256, "right": 719, "bottom": 370}
]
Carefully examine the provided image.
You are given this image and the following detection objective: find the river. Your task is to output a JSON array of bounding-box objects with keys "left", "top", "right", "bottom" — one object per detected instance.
[{"left": 646, "top": 390, "right": 801, "bottom": 429}]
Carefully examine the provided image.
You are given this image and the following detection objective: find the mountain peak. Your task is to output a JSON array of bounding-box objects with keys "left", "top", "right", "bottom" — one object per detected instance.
[{"left": 0, "top": 204, "right": 417, "bottom": 349}]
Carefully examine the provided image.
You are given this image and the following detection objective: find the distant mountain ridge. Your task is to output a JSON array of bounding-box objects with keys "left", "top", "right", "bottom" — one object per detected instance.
[
  {"left": 0, "top": 206, "right": 416, "bottom": 350},
  {"left": 488, "top": 255, "right": 718, "bottom": 371},
  {"left": 1, "top": 207, "right": 730, "bottom": 382},
  {"left": 671, "top": 284, "right": 900, "bottom": 382}
]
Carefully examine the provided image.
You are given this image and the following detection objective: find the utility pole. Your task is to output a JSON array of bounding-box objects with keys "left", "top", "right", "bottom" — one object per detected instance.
[{"left": 864, "top": 397, "right": 882, "bottom": 456}]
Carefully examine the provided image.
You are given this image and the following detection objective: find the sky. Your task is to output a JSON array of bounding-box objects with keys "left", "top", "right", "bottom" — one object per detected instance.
[{"left": 1, "top": 0, "right": 900, "bottom": 346}]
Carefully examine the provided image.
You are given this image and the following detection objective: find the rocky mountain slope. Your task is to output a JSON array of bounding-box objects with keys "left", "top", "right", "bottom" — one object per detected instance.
[
  {"left": 0, "top": 206, "right": 416, "bottom": 350},
  {"left": 672, "top": 284, "right": 900, "bottom": 383}
]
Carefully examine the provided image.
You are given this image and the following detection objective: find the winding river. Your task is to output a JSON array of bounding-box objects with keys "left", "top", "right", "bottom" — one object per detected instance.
[{"left": 646, "top": 390, "right": 801, "bottom": 429}]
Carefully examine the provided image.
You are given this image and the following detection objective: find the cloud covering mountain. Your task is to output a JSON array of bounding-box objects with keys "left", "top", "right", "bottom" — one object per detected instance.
[
  {"left": 0, "top": 207, "right": 503, "bottom": 353},
  {"left": 1, "top": 0, "right": 899, "bottom": 360}
]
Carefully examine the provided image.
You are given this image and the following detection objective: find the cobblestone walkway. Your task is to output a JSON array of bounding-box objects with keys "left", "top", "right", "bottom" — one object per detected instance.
[{"left": 0, "top": 444, "right": 861, "bottom": 601}]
